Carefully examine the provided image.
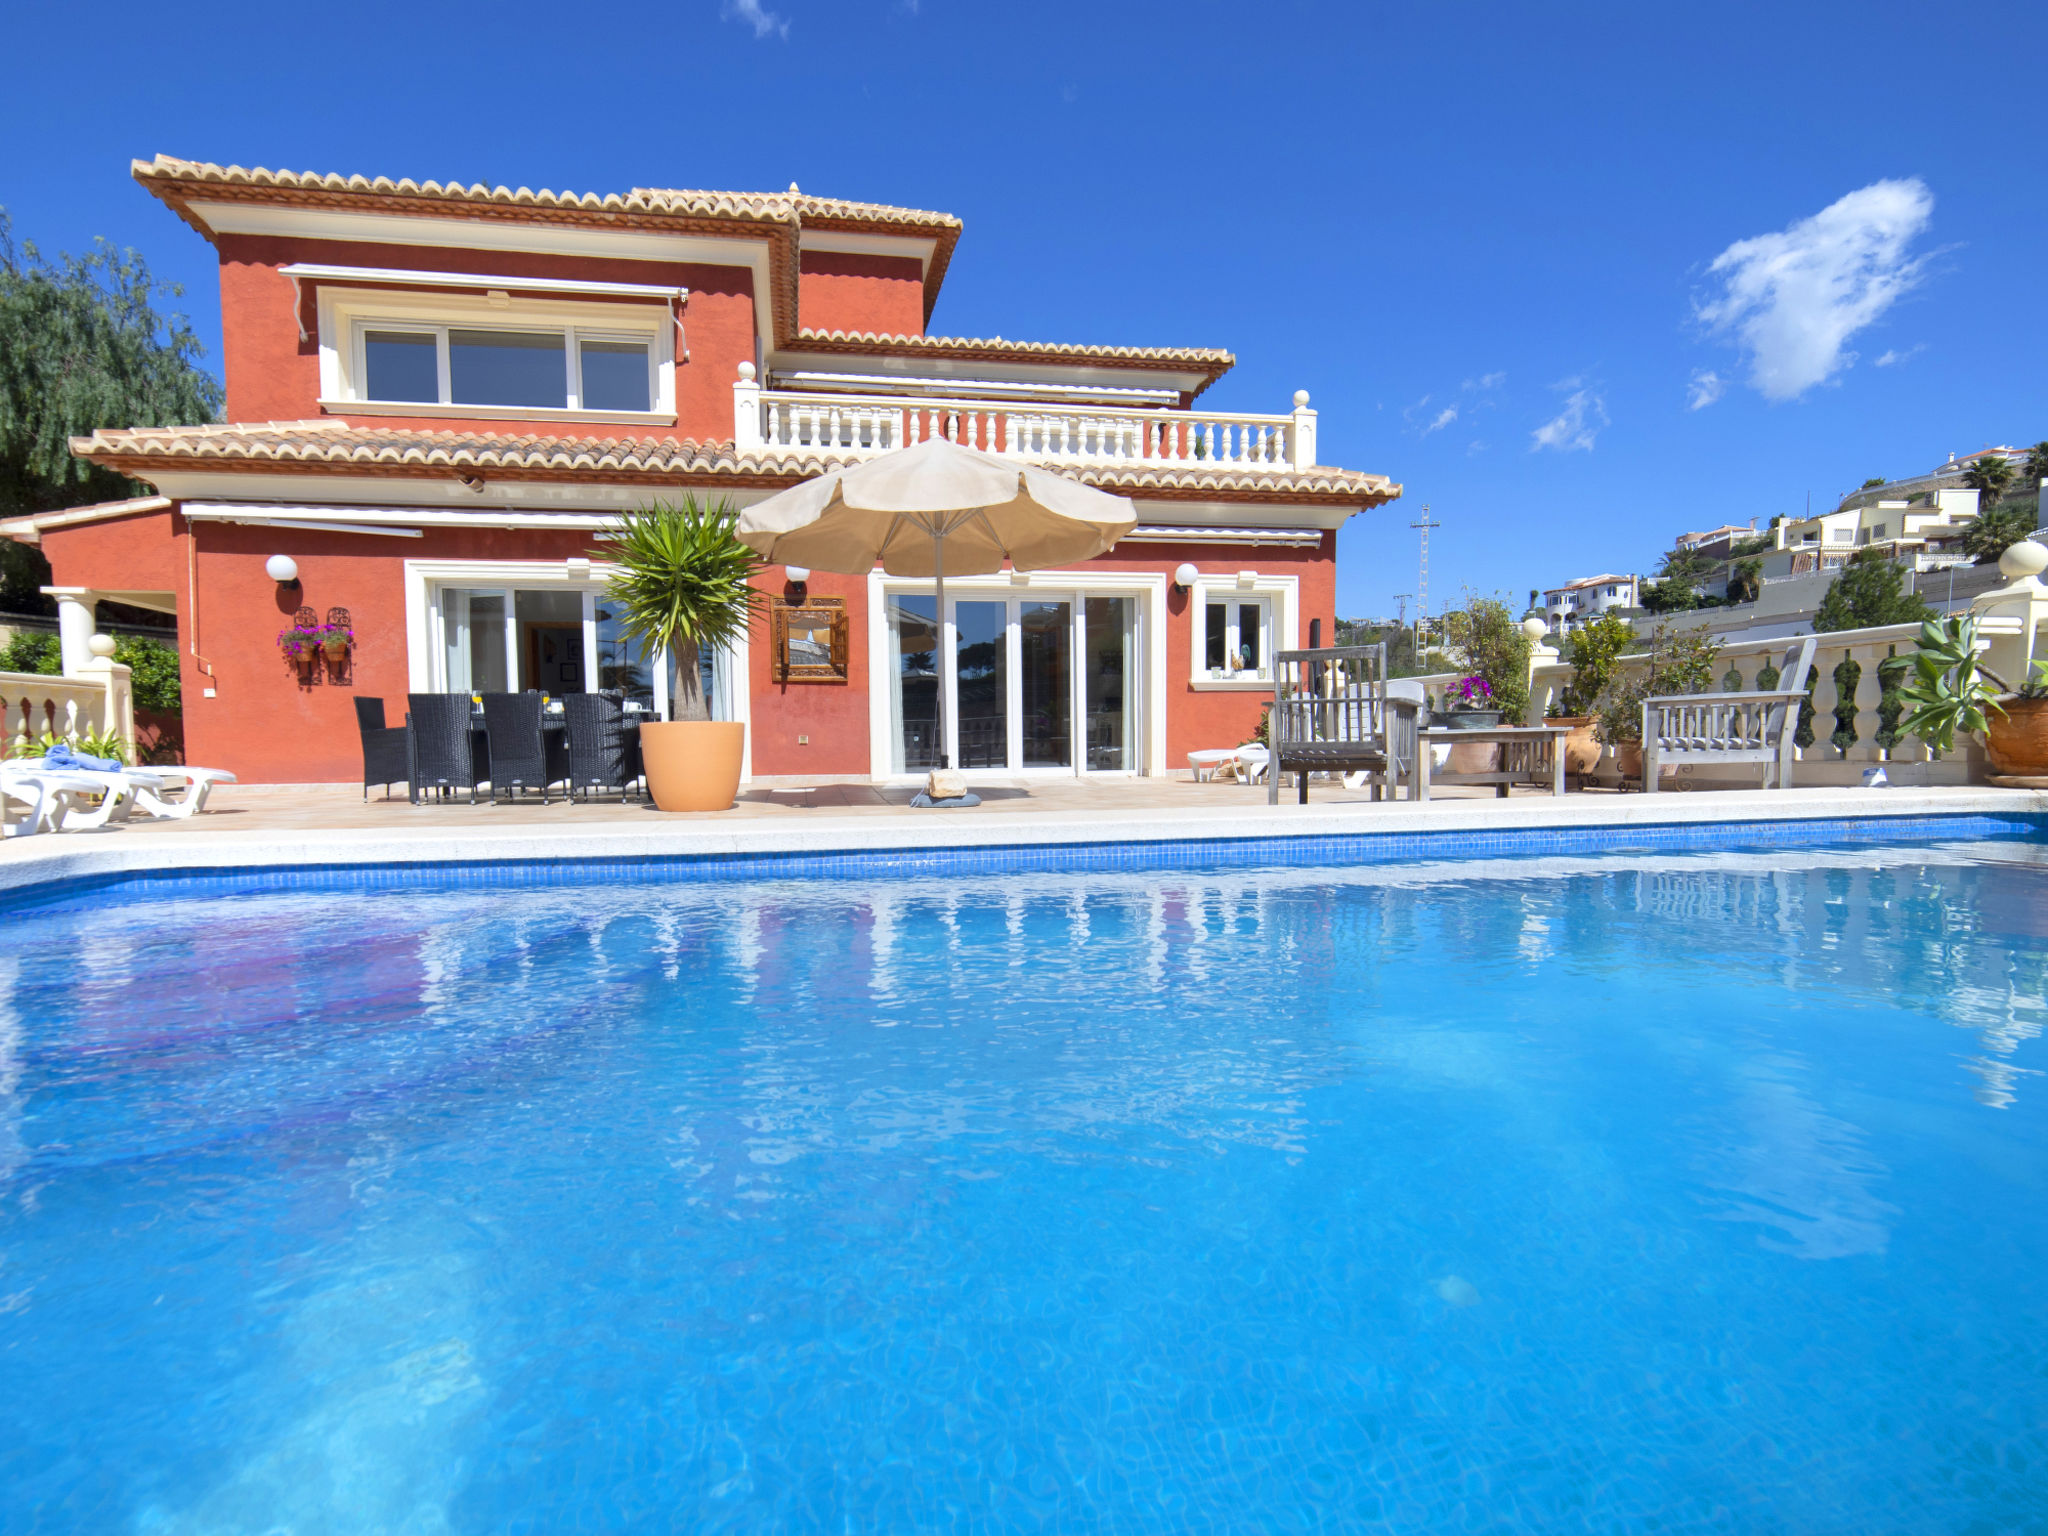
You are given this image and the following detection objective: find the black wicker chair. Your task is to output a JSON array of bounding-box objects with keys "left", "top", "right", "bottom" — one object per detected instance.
[
  {"left": 480, "top": 692, "right": 567, "bottom": 804},
  {"left": 564, "top": 692, "right": 643, "bottom": 801},
  {"left": 407, "top": 693, "right": 483, "bottom": 804},
  {"left": 353, "top": 697, "right": 411, "bottom": 801}
]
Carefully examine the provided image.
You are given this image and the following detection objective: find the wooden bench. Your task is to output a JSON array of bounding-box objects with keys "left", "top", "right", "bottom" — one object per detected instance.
[
  {"left": 1268, "top": 645, "right": 1421, "bottom": 803},
  {"left": 1642, "top": 636, "right": 1817, "bottom": 791}
]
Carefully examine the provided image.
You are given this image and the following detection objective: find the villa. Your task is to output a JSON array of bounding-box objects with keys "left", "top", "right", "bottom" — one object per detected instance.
[{"left": 0, "top": 156, "right": 1400, "bottom": 785}]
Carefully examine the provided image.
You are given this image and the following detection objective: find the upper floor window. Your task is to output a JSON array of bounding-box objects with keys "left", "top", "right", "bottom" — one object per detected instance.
[
  {"left": 317, "top": 282, "right": 676, "bottom": 423},
  {"left": 360, "top": 323, "right": 654, "bottom": 413},
  {"left": 1203, "top": 597, "right": 1271, "bottom": 681}
]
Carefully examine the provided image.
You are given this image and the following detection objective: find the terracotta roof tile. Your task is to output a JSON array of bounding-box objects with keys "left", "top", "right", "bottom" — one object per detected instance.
[
  {"left": 73, "top": 422, "right": 1395, "bottom": 506},
  {"left": 132, "top": 156, "right": 966, "bottom": 332}
]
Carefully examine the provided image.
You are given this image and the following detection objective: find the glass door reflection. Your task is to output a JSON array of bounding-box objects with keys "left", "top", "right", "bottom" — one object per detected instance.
[
  {"left": 1020, "top": 600, "right": 1073, "bottom": 768},
  {"left": 954, "top": 601, "right": 1008, "bottom": 768},
  {"left": 1084, "top": 596, "right": 1134, "bottom": 770},
  {"left": 890, "top": 595, "right": 939, "bottom": 772}
]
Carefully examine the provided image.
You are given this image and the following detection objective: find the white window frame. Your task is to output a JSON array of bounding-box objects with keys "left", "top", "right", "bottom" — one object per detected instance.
[
  {"left": 864, "top": 568, "right": 1169, "bottom": 782},
  {"left": 1184, "top": 572, "right": 1299, "bottom": 690},
  {"left": 403, "top": 557, "right": 750, "bottom": 779},
  {"left": 320, "top": 288, "right": 676, "bottom": 425}
]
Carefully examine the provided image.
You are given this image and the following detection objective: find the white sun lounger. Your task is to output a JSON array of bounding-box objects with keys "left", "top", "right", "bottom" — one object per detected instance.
[
  {"left": 8, "top": 759, "right": 234, "bottom": 822},
  {"left": 0, "top": 765, "right": 138, "bottom": 835}
]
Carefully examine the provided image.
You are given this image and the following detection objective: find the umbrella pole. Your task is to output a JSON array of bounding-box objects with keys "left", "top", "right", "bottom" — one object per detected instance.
[{"left": 932, "top": 528, "right": 949, "bottom": 770}]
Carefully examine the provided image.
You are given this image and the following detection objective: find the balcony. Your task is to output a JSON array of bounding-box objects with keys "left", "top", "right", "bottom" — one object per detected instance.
[{"left": 733, "top": 364, "right": 1319, "bottom": 472}]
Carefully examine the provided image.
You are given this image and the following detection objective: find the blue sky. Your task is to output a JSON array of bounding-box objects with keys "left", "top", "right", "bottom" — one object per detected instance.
[{"left": 6, "top": 0, "right": 2044, "bottom": 621}]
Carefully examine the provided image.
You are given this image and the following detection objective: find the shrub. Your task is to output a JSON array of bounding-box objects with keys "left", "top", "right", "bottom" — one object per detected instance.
[{"left": 1439, "top": 594, "right": 1531, "bottom": 723}]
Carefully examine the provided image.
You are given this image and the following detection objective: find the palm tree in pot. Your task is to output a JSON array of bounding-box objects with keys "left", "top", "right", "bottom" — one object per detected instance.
[{"left": 602, "top": 497, "right": 765, "bottom": 811}]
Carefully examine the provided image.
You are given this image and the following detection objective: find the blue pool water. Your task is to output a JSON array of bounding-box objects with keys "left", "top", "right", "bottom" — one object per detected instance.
[{"left": 4, "top": 841, "right": 2048, "bottom": 1532}]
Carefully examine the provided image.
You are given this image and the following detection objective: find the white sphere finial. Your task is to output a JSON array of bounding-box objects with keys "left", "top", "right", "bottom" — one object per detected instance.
[
  {"left": 736, "top": 360, "right": 757, "bottom": 382},
  {"left": 2000, "top": 537, "right": 2048, "bottom": 581},
  {"left": 1292, "top": 389, "right": 1311, "bottom": 409},
  {"left": 87, "top": 633, "right": 116, "bottom": 659},
  {"left": 1520, "top": 617, "right": 1549, "bottom": 643}
]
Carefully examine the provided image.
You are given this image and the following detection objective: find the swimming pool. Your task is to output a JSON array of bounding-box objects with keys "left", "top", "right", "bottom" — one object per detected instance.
[{"left": 4, "top": 839, "right": 2047, "bottom": 1531}]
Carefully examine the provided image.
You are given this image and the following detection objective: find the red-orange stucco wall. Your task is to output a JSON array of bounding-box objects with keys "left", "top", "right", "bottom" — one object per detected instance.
[
  {"left": 38, "top": 507, "right": 1336, "bottom": 783},
  {"left": 214, "top": 235, "right": 759, "bottom": 442},
  {"left": 797, "top": 250, "right": 925, "bottom": 337},
  {"left": 747, "top": 568, "right": 872, "bottom": 777}
]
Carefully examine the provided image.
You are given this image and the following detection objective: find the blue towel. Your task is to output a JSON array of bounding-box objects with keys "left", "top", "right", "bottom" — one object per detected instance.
[{"left": 44, "top": 741, "right": 124, "bottom": 774}]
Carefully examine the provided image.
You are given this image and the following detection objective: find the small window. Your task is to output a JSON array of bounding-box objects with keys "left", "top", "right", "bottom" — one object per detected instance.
[
  {"left": 1202, "top": 597, "right": 1272, "bottom": 680},
  {"left": 364, "top": 329, "right": 438, "bottom": 403},
  {"left": 579, "top": 338, "right": 653, "bottom": 412},
  {"left": 449, "top": 328, "right": 566, "bottom": 408}
]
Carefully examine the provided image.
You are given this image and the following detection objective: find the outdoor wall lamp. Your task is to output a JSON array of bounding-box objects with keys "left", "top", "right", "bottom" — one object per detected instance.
[
  {"left": 784, "top": 566, "right": 811, "bottom": 583},
  {"left": 265, "top": 554, "right": 300, "bottom": 590},
  {"left": 1173, "top": 562, "right": 1199, "bottom": 591}
]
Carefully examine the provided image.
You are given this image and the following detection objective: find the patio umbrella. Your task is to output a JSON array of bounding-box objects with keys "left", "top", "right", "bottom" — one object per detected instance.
[{"left": 736, "top": 437, "right": 1139, "bottom": 771}]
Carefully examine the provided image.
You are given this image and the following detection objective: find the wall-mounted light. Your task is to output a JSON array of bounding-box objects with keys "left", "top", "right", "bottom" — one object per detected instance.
[
  {"left": 265, "top": 554, "right": 300, "bottom": 589},
  {"left": 784, "top": 565, "right": 811, "bottom": 583},
  {"left": 1173, "top": 563, "right": 1199, "bottom": 591}
]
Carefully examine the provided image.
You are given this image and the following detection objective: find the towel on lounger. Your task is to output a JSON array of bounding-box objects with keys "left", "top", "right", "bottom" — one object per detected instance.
[{"left": 44, "top": 742, "right": 124, "bottom": 774}]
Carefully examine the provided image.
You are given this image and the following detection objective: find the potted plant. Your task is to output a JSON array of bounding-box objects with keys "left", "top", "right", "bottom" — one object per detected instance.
[
  {"left": 1897, "top": 615, "right": 2048, "bottom": 774},
  {"left": 1553, "top": 614, "right": 1631, "bottom": 779},
  {"left": 1437, "top": 674, "right": 1504, "bottom": 728},
  {"left": 276, "top": 624, "right": 322, "bottom": 677},
  {"left": 1594, "top": 679, "right": 1649, "bottom": 784},
  {"left": 600, "top": 496, "right": 765, "bottom": 812},
  {"left": 320, "top": 623, "right": 353, "bottom": 662}
]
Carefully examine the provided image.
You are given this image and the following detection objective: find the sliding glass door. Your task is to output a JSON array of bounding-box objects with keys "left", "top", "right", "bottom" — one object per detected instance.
[
  {"left": 431, "top": 579, "right": 729, "bottom": 720},
  {"left": 887, "top": 590, "right": 1139, "bottom": 775}
]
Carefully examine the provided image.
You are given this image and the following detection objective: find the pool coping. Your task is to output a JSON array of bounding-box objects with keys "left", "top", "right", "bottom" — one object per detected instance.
[{"left": 3, "top": 786, "right": 2044, "bottom": 901}]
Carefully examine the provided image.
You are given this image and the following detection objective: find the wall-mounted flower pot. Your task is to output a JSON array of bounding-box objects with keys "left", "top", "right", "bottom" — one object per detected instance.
[
  {"left": 640, "top": 720, "right": 744, "bottom": 812},
  {"left": 1986, "top": 696, "right": 2048, "bottom": 775},
  {"left": 321, "top": 637, "right": 349, "bottom": 661}
]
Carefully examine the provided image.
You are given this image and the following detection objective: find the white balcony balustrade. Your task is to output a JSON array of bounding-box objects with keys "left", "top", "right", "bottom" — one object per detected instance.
[
  {"left": 733, "top": 363, "right": 1320, "bottom": 472},
  {"left": 2, "top": 653, "right": 134, "bottom": 757}
]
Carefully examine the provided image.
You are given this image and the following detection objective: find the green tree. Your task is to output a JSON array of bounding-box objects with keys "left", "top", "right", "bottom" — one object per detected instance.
[
  {"left": 1557, "top": 613, "right": 1632, "bottom": 715},
  {"left": 598, "top": 498, "right": 764, "bottom": 720},
  {"left": 0, "top": 210, "right": 223, "bottom": 613},
  {"left": 1440, "top": 593, "right": 1531, "bottom": 722},
  {"left": 1726, "top": 557, "right": 1763, "bottom": 604},
  {"left": 1964, "top": 504, "right": 2037, "bottom": 565},
  {"left": 1639, "top": 545, "right": 1720, "bottom": 613},
  {"left": 2026, "top": 441, "right": 2048, "bottom": 489},
  {"left": 1962, "top": 453, "right": 2014, "bottom": 508},
  {"left": 1861, "top": 476, "right": 1888, "bottom": 490},
  {"left": 1813, "top": 548, "right": 1933, "bottom": 632}
]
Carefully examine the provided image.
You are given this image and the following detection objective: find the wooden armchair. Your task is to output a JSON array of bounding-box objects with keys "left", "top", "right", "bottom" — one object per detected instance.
[
  {"left": 1641, "top": 636, "right": 1817, "bottom": 791},
  {"left": 1267, "top": 644, "right": 1421, "bottom": 803}
]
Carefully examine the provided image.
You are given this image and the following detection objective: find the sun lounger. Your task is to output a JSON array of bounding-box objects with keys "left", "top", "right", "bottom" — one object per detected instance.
[
  {"left": 0, "top": 764, "right": 138, "bottom": 835},
  {"left": 128, "top": 766, "right": 237, "bottom": 819}
]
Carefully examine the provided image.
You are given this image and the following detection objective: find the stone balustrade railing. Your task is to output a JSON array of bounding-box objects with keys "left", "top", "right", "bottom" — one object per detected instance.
[
  {"left": 734, "top": 365, "right": 1319, "bottom": 472},
  {"left": 1, "top": 656, "right": 134, "bottom": 758}
]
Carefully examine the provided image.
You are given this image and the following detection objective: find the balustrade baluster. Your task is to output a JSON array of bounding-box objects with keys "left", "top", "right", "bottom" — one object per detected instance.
[
  {"left": 1809, "top": 651, "right": 1842, "bottom": 762},
  {"left": 1849, "top": 644, "right": 1886, "bottom": 762}
]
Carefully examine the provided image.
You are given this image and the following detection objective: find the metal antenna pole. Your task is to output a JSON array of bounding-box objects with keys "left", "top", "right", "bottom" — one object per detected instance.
[{"left": 1410, "top": 505, "right": 1441, "bottom": 644}]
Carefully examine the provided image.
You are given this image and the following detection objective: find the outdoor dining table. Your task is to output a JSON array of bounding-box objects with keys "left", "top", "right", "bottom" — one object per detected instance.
[{"left": 1414, "top": 724, "right": 1568, "bottom": 801}]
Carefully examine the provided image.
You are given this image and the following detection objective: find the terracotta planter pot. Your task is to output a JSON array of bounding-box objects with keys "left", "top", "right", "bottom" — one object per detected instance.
[
  {"left": 640, "top": 720, "right": 745, "bottom": 812},
  {"left": 321, "top": 637, "right": 349, "bottom": 660},
  {"left": 1551, "top": 716, "right": 1602, "bottom": 778},
  {"left": 1616, "top": 742, "right": 1644, "bottom": 786},
  {"left": 1986, "top": 696, "right": 2048, "bottom": 775},
  {"left": 1445, "top": 740, "right": 1500, "bottom": 775}
]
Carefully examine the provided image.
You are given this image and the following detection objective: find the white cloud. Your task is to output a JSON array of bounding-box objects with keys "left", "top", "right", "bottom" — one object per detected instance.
[
  {"left": 1688, "top": 369, "right": 1727, "bottom": 411},
  {"left": 1695, "top": 178, "right": 1935, "bottom": 402},
  {"left": 1422, "top": 406, "right": 1458, "bottom": 436},
  {"left": 1461, "top": 370, "right": 1506, "bottom": 393},
  {"left": 723, "top": 0, "right": 789, "bottom": 37},
  {"left": 1875, "top": 345, "right": 1924, "bottom": 367},
  {"left": 1531, "top": 385, "right": 1607, "bottom": 452}
]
